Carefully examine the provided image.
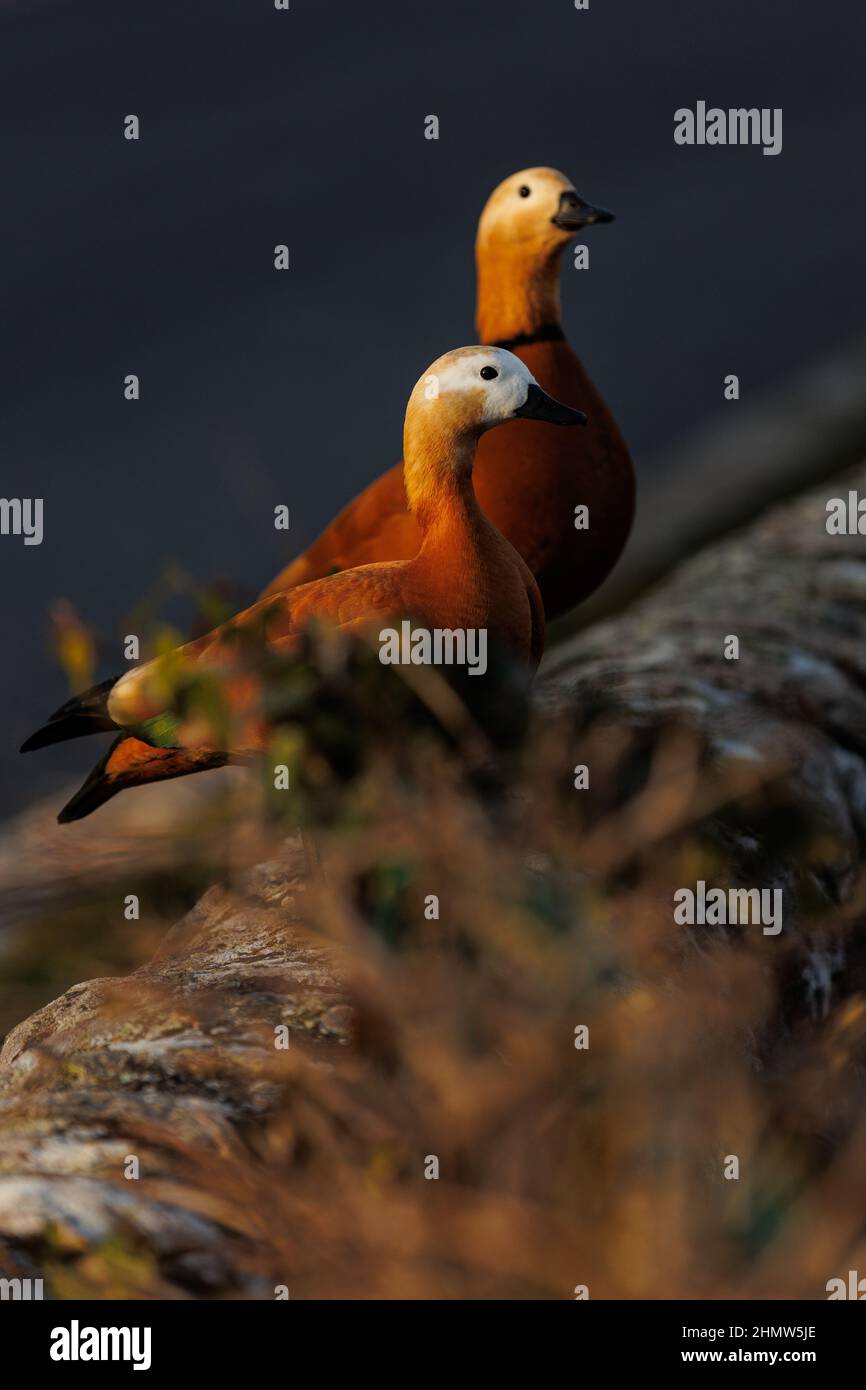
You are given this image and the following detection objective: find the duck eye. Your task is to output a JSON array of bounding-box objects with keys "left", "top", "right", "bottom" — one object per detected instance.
[
  {"left": 480, "top": 366, "right": 498, "bottom": 381},
  {"left": 518, "top": 185, "right": 531, "bottom": 198}
]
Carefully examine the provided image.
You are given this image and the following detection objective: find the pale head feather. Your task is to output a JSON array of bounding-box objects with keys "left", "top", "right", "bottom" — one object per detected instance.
[{"left": 476, "top": 166, "right": 577, "bottom": 252}]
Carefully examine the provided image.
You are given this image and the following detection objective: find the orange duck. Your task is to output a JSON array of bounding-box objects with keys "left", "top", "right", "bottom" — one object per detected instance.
[
  {"left": 264, "top": 166, "right": 634, "bottom": 620},
  {"left": 23, "top": 348, "right": 585, "bottom": 820}
]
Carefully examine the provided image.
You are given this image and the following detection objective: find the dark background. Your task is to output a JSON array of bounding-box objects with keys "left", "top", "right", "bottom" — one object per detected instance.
[{"left": 2, "top": 0, "right": 865, "bottom": 813}]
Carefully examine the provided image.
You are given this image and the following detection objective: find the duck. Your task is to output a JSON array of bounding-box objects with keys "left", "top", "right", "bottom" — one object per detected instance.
[
  {"left": 262, "top": 166, "right": 634, "bottom": 621},
  {"left": 22, "top": 347, "right": 586, "bottom": 821}
]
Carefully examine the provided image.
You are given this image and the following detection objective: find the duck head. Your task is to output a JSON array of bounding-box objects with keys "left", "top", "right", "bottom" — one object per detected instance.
[
  {"left": 403, "top": 347, "right": 586, "bottom": 518},
  {"left": 475, "top": 167, "right": 615, "bottom": 344},
  {"left": 477, "top": 166, "right": 614, "bottom": 255},
  {"left": 408, "top": 346, "right": 586, "bottom": 436}
]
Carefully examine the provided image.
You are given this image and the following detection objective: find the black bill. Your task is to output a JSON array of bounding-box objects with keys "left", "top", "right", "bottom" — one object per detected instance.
[
  {"left": 552, "top": 189, "right": 615, "bottom": 230},
  {"left": 514, "top": 383, "right": 587, "bottom": 426}
]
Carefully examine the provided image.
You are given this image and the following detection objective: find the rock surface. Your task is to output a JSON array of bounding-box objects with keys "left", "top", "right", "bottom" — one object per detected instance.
[
  {"left": 0, "top": 838, "right": 348, "bottom": 1294},
  {"left": 540, "top": 463, "right": 866, "bottom": 912}
]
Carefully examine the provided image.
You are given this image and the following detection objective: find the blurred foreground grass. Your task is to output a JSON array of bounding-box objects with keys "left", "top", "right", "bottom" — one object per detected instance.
[{"left": 2, "top": 627, "right": 865, "bottom": 1300}]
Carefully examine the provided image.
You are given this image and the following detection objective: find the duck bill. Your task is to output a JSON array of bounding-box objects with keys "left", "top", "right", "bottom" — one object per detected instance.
[
  {"left": 552, "top": 192, "right": 615, "bottom": 230},
  {"left": 514, "top": 383, "right": 587, "bottom": 426}
]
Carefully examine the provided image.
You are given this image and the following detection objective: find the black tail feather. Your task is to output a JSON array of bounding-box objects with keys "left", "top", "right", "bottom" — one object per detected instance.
[
  {"left": 57, "top": 737, "right": 125, "bottom": 823},
  {"left": 21, "top": 713, "right": 118, "bottom": 753},
  {"left": 47, "top": 677, "right": 118, "bottom": 723},
  {"left": 21, "top": 676, "right": 120, "bottom": 753}
]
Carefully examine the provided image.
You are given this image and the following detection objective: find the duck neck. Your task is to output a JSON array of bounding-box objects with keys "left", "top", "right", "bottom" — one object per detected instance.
[
  {"left": 475, "top": 238, "right": 565, "bottom": 348},
  {"left": 403, "top": 421, "right": 485, "bottom": 549}
]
